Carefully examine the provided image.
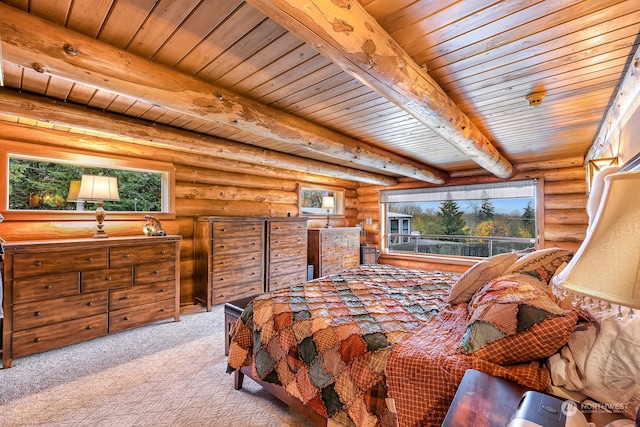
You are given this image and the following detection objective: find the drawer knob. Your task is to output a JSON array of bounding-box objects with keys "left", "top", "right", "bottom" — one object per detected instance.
[
  {"left": 106, "top": 277, "right": 112, "bottom": 281},
  {"left": 123, "top": 295, "right": 129, "bottom": 299},
  {"left": 87, "top": 325, "right": 93, "bottom": 330},
  {"left": 34, "top": 311, "right": 41, "bottom": 317},
  {"left": 221, "top": 245, "right": 226, "bottom": 248},
  {"left": 161, "top": 250, "right": 166, "bottom": 255},
  {"left": 154, "top": 270, "right": 160, "bottom": 274},
  {"left": 45, "top": 285, "right": 52, "bottom": 289},
  {"left": 35, "top": 261, "right": 42, "bottom": 267},
  {"left": 221, "top": 228, "right": 226, "bottom": 232},
  {"left": 124, "top": 316, "right": 129, "bottom": 321},
  {"left": 87, "top": 257, "right": 94, "bottom": 262},
  {"left": 161, "top": 288, "right": 166, "bottom": 292},
  {"left": 34, "top": 337, "right": 41, "bottom": 343},
  {"left": 160, "top": 308, "right": 166, "bottom": 312},
  {"left": 124, "top": 254, "right": 130, "bottom": 258},
  {"left": 87, "top": 302, "right": 93, "bottom": 307}
]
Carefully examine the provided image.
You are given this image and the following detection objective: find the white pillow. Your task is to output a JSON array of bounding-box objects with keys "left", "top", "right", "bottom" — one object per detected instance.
[
  {"left": 548, "top": 311, "right": 640, "bottom": 420},
  {"left": 447, "top": 252, "right": 517, "bottom": 304}
]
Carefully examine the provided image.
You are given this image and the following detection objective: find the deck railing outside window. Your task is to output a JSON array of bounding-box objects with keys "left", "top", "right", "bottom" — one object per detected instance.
[{"left": 387, "top": 233, "right": 535, "bottom": 258}]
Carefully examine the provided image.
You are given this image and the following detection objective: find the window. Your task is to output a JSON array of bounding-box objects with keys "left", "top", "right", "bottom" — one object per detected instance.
[
  {"left": 380, "top": 180, "right": 538, "bottom": 257},
  {"left": 1, "top": 141, "right": 175, "bottom": 221},
  {"left": 299, "top": 185, "right": 345, "bottom": 216}
]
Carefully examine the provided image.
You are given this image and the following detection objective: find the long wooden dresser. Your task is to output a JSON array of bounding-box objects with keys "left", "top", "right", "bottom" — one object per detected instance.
[
  {"left": 1, "top": 235, "right": 182, "bottom": 369},
  {"left": 194, "top": 216, "right": 308, "bottom": 309},
  {"left": 307, "top": 227, "right": 360, "bottom": 279}
]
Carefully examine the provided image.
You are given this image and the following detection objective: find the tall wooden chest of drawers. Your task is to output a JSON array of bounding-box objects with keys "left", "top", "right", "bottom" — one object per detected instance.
[
  {"left": 266, "top": 217, "right": 307, "bottom": 292},
  {"left": 1, "top": 235, "right": 182, "bottom": 369},
  {"left": 194, "top": 216, "right": 308, "bottom": 309},
  {"left": 307, "top": 227, "right": 360, "bottom": 279},
  {"left": 194, "top": 217, "right": 265, "bottom": 310}
]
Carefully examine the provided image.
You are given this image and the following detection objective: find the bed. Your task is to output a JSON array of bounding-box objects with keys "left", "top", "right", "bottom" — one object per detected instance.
[{"left": 227, "top": 249, "right": 581, "bottom": 427}]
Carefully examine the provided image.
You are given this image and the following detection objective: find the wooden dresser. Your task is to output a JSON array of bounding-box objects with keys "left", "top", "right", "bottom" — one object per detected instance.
[
  {"left": 194, "top": 216, "right": 309, "bottom": 309},
  {"left": 266, "top": 217, "right": 308, "bottom": 292},
  {"left": 194, "top": 217, "right": 265, "bottom": 310},
  {"left": 1, "top": 235, "right": 182, "bottom": 369},
  {"left": 307, "top": 227, "right": 360, "bottom": 279}
]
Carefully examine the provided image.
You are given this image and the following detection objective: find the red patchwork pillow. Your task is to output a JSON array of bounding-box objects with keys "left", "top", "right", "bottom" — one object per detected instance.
[{"left": 459, "top": 273, "right": 579, "bottom": 365}]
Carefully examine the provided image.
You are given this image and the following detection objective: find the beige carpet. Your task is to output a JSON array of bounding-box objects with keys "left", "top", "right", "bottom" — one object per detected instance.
[{"left": 0, "top": 304, "right": 315, "bottom": 427}]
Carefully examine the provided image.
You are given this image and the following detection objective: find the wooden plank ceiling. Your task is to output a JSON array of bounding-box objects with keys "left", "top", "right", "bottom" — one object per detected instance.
[{"left": 0, "top": 0, "right": 639, "bottom": 185}]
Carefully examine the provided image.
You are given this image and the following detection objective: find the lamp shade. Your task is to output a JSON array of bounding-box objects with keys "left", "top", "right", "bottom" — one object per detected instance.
[
  {"left": 322, "top": 196, "right": 335, "bottom": 210},
  {"left": 553, "top": 170, "right": 640, "bottom": 310},
  {"left": 77, "top": 175, "right": 120, "bottom": 202}
]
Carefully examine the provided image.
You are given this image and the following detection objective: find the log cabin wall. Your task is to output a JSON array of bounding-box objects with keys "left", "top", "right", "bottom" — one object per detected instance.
[
  {"left": 0, "top": 122, "right": 359, "bottom": 306},
  {"left": 0, "top": 120, "right": 590, "bottom": 302}
]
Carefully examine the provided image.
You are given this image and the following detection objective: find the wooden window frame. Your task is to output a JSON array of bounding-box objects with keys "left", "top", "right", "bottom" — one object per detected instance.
[{"left": 1, "top": 141, "right": 176, "bottom": 221}]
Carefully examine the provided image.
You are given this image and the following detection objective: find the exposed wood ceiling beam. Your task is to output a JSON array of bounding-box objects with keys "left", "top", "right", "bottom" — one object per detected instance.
[
  {"left": 0, "top": 3, "right": 448, "bottom": 185},
  {"left": 246, "top": 0, "right": 515, "bottom": 179},
  {"left": 0, "top": 88, "right": 396, "bottom": 186}
]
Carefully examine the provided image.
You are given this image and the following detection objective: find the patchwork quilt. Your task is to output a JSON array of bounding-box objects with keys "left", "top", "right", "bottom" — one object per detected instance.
[{"left": 226, "top": 264, "right": 552, "bottom": 426}]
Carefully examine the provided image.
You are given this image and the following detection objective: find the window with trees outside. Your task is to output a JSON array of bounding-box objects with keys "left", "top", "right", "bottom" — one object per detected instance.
[
  {"left": 380, "top": 180, "right": 538, "bottom": 258},
  {"left": 1, "top": 142, "right": 175, "bottom": 221}
]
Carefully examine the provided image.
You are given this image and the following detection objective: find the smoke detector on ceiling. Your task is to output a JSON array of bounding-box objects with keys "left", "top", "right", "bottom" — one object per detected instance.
[{"left": 526, "top": 91, "right": 547, "bottom": 107}]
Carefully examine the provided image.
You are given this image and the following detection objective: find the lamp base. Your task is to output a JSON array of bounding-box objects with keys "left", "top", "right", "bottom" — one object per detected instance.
[
  {"left": 93, "top": 229, "right": 109, "bottom": 239},
  {"left": 92, "top": 202, "right": 110, "bottom": 239}
]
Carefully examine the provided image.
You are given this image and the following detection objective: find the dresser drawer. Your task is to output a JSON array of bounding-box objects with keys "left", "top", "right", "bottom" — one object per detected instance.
[
  {"left": 211, "top": 250, "right": 263, "bottom": 272},
  {"left": 109, "top": 299, "right": 175, "bottom": 333},
  {"left": 13, "top": 291, "right": 108, "bottom": 331},
  {"left": 212, "top": 278, "right": 264, "bottom": 304},
  {"left": 269, "top": 245, "right": 306, "bottom": 263},
  {"left": 268, "top": 270, "right": 307, "bottom": 292},
  {"left": 13, "top": 272, "right": 80, "bottom": 303},
  {"left": 268, "top": 257, "right": 306, "bottom": 278},
  {"left": 211, "top": 236, "right": 263, "bottom": 254},
  {"left": 12, "top": 249, "right": 108, "bottom": 278},
  {"left": 109, "top": 280, "right": 175, "bottom": 311},
  {"left": 12, "top": 313, "right": 108, "bottom": 359},
  {"left": 134, "top": 261, "right": 175, "bottom": 284},
  {"left": 341, "top": 231, "right": 360, "bottom": 242},
  {"left": 269, "top": 221, "right": 306, "bottom": 235},
  {"left": 320, "top": 232, "right": 343, "bottom": 244},
  {"left": 212, "top": 264, "right": 263, "bottom": 286},
  {"left": 211, "top": 221, "right": 264, "bottom": 238},
  {"left": 109, "top": 242, "right": 176, "bottom": 267},
  {"left": 269, "top": 234, "right": 306, "bottom": 250},
  {"left": 81, "top": 267, "right": 133, "bottom": 292}
]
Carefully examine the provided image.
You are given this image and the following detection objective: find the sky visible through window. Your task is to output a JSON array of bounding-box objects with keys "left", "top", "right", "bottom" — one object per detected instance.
[{"left": 413, "top": 197, "right": 533, "bottom": 215}]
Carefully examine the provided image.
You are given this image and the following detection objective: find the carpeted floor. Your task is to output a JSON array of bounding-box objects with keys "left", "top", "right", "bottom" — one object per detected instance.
[{"left": 0, "top": 304, "right": 315, "bottom": 427}]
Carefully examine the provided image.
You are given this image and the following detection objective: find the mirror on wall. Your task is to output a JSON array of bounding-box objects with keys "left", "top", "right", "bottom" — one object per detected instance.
[{"left": 300, "top": 186, "right": 345, "bottom": 216}]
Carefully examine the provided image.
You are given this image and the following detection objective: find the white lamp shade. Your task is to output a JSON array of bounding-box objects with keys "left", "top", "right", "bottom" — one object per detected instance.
[
  {"left": 77, "top": 175, "right": 120, "bottom": 202},
  {"left": 553, "top": 170, "right": 640, "bottom": 309},
  {"left": 322, "top": 196, "right": 335, "bottom": 210}
]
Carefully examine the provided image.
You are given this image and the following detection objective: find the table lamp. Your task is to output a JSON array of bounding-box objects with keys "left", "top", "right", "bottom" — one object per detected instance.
[
  {"left": 322, "top": 196, "right": 334, "bottom": 228},
  {"left": 77, "top": 174, "right": 120, "bottom": 238},
  {"left": 552, "top": 170, "right": 640, "bottom": 319}
]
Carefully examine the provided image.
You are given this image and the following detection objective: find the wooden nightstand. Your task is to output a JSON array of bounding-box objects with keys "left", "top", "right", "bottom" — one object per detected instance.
[
  {"left": 442, "top": 369, "right": 531, "bottom": 427},
  {"left": 360, "top": 244, "right": 378, "bottom": 264}
]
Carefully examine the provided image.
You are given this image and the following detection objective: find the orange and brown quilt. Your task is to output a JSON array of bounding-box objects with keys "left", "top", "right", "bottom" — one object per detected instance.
[{"left": 226, "top": 264, "right": 457, "bottom": 426}]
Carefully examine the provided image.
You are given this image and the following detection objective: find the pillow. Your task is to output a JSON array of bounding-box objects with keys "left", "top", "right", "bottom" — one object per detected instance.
[
  {"left": 447, "top": 252, "right": 518, "bottom": 304},
  {"left": 548, "top": 312, "right": 640, "bottom": 420},
  {"left": 505, "top": 247, "right": 573, "bottom": 285},
  {"left": 459, "top": 273, "right": 579, "bottom": 365}
]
